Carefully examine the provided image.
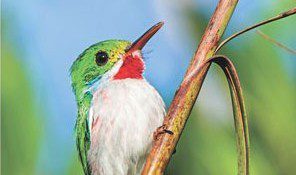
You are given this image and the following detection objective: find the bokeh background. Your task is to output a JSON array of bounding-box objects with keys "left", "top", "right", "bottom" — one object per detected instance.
[{"left": 2, "top": 0, "right": 296, "bottom": 174}]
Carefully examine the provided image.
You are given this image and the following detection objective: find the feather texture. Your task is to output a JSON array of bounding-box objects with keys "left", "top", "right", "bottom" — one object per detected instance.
[
  {"left": 75, "top": 92, "right": 92, "bottom": 175},
  {"left": 88, "top": 78, "right": 165, "bottom": 175}
]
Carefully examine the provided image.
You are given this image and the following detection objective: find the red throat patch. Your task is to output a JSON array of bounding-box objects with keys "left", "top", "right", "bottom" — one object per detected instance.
[{"left": 113, "top": 53, "right": 144, "bottom": 80}]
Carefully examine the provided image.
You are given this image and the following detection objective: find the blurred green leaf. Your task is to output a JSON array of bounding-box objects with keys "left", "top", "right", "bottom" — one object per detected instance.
[
  {"left": 66, "top": 153, "right": 84, "bottom": 175},
  {"left": 1, "top": 43, "right": 43, "bottom": 175}
]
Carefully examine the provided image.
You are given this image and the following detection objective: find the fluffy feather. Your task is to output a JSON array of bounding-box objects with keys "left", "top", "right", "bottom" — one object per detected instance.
[{"left": 88, "top": 78, "right": 165, "bottom": 175}]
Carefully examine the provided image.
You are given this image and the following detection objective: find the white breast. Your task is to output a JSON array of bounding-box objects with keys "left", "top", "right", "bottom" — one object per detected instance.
[{"left": 88, "top": 78, "right": 166, "bottom": 175}]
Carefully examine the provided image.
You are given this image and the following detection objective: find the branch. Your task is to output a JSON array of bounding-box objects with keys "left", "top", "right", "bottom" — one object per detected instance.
[
  {"left": 142, "top": 0, "right": 240, "bottom": 174},
  {"left": 215, "top": 7, "right": 296, "bottom": 52}
]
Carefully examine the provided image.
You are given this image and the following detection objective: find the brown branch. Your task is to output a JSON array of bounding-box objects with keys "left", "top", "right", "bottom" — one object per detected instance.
[
  {"left": 256, "top": 30, "right": 296, "bottom": 55},
  {"left": 141, "top": 0, "right": 240, "bottom": 174},
  {"left": 215, "top": 7, "right": 296, "bottom": 52}
]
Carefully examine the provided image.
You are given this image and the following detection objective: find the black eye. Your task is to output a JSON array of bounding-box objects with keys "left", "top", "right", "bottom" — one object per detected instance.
[{"left": 95, "top": 51, "right": 109, "bottom": 66}]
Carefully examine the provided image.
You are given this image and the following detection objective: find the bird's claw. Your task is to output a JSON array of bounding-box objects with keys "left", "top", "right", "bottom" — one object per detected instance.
[
  {"left": 153, "top": 125, "right": 174, "bottom": 141},
  {"left": 172, "top": 148, "right": 177, "bottom": 155}
]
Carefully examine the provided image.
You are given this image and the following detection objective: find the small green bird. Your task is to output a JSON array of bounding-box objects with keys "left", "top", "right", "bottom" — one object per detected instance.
[{"left": 70, "top": 22, "right": 166, "bottom": 175}]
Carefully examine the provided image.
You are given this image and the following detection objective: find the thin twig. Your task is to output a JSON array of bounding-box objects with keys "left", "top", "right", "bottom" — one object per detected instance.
[
  {"left": 203, "top": 55, "right": 250, "bottom": 175},
  {"left": 256, "top": 30, "right": 296, "bottom": 55},
  {"left": 181, "top": 54, "right": 251, "bottom": 174},
  {"left": 215, "top": 7, "right": 296, "bottom": 53}
]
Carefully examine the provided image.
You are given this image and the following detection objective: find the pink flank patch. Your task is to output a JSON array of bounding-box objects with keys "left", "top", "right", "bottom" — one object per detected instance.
[
  {"left": 113, "top": 53, "right": 144, "bottom": 80},
  {"left": 91, "top": 116, "right": 101, "bottom": 144},
  {"left": 92, "top": 117, "right": 101, "bottom": 130}
]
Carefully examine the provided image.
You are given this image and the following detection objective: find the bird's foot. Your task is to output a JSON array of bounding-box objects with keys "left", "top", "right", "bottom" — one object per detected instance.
[
  {"left": 173, "top": 148, "right": 177, "bottom": 155},
  {"left": 153, "top": 125, "right": 174, "bottom": 141}
]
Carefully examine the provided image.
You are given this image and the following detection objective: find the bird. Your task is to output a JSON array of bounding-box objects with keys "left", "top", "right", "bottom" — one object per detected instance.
[{"left": 70, "top": 22, "right": 166, "bottom": 175}]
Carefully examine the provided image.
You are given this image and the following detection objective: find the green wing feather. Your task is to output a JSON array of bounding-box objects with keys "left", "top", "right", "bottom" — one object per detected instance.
[
  {"left": 75, "top": 92, "right": 92, "bottom": 175},
  {"left": 70, "top": 40, "right": 131, "bottom": 175}
]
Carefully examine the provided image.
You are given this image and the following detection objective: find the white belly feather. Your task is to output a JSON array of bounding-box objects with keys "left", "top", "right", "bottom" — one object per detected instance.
[{"left": 88, "top": 78, "right": 166, "bottom": 175}]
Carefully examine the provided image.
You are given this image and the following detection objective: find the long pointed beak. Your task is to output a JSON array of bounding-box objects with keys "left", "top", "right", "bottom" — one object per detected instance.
[{"left": 126, "top": 22, "right": 164, "bottom": 53}]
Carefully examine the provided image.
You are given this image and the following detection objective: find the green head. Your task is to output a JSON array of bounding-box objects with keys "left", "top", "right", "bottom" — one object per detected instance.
[
  {"left": 70, "top": 40, "right": 130, "bottom": 99},
  {"left": 70, "top": 22, "right": 164, "bottom": 102}
]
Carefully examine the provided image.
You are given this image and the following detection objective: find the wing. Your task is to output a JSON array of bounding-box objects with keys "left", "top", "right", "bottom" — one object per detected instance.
[
  {"left": 76, "top": 117, "right": 91, "bottom": 175},
  {"left": 75, "top": 94, "right": 92, "bottom": 175}
]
